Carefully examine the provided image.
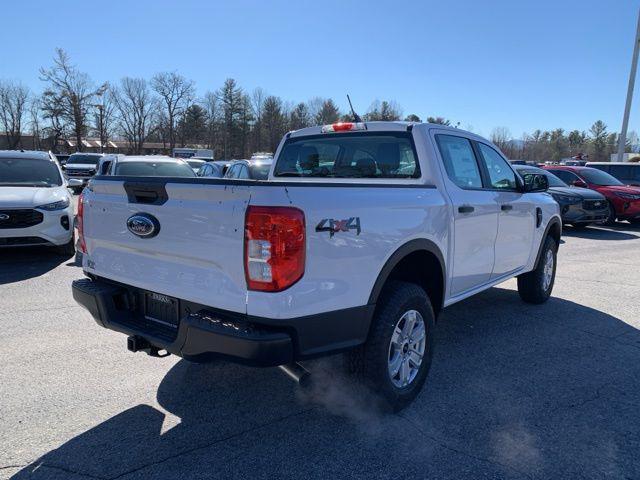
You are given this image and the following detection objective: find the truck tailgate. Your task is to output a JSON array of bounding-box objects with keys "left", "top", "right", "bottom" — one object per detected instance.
[{"left": 82, "top": 179, "right": 251, "bottom": 314}]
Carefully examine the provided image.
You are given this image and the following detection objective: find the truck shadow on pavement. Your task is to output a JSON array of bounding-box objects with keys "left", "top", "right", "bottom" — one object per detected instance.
[
  {"left": 0, "top": 248, "right": 71, "bottom": 285},
  {"left": 11, "top": 287, "right": 640, "bottom": 480}
]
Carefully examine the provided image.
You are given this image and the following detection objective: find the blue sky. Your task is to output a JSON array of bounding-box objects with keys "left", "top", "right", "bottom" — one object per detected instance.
[{"left": 1, "top": 0, "right": 638, "bottom": 138}]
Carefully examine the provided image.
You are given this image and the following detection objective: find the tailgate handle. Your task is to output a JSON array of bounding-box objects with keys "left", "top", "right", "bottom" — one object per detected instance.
[
  {"left": 123, "top": 182, "right": 168, "bottom": 205},
  {"left": 132, "top": 189, "right": 159, "bottom": 204}
]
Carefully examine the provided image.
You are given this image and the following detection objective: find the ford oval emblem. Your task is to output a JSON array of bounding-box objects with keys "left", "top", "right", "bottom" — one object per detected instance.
[
  {"left": 126, "top": 213, "right": 160, "bottom": 238},
  {"left": 0, "top": 214, "right": 9, "bottom": 221}
]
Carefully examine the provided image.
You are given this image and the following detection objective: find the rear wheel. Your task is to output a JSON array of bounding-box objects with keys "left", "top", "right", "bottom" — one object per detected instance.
[
  {"left": 345, "top": 281, "right": 435, "bottom": 412},
  {"left": 517, "top": 235, "right": 557, "bottom": 304}
]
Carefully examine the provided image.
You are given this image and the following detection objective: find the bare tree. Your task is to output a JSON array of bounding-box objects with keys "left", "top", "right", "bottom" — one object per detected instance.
[
  {"left": 202, "top": 91, "right": 221, "bottom": 153},
  {"left": 151, "top": 72, "right": 195, "bottom": 151},
  {"left": 40, "top": 90, "right": 67, "bottom": 152},
  {"left": 490, "top": 126, "right": 512, "bottom": 152},
  {"left": 28, "top": 97, "right": 42, "bottom": 150},
  {"left": 92, "top": 87, "right": 116, "bottom": 152},
  {"left": 251, "top": 87, "right": 266, "bottom": 151},
  {"left": 113, "top": 77, "right": 157, "bottom": 154},
  {"left": 0, "top": 80, "right": 30, "bottom": 149},
  {"left": 39, "top": 48, "right": 105, "bottom": 151}
]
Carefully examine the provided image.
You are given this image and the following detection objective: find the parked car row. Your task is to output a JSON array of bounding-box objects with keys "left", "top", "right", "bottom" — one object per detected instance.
[
  {"left": 2, "top": 140, "right": 640, "bottom": 261},
  {"left": 196, "top": 158, "right": 272, "bottom": 180},
  {"left": 543, "top": 165, "right": 640, "bottom": 226}
]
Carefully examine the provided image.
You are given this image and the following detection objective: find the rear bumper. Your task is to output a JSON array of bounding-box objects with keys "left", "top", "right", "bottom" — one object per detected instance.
[{"left": 72, "top": 277, "right": 374, "bottom": 366}]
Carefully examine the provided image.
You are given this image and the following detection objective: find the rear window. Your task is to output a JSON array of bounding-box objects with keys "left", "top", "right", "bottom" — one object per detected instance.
[
  {"left": 68, "top": 154, "right": 101, "bottom": 165},
  {"left": 0, "top": 158, "right": 62, "bottom": 186},
  {"left": 274, "top": 132, "right": 419, "bottom": 178},
  {"left": 115, "top": 161, "right": 196, "bottom": 177}
]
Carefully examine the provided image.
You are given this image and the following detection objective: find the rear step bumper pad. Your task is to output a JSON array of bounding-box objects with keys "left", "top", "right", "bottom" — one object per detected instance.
[{"left": 72, "top": 278, "right": 293, "bottom": 366}]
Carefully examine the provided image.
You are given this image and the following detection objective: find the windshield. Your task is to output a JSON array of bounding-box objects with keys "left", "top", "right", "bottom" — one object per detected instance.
[
  {"left": 249, "top": 163, "right": 271, "bottom": 180},
  {"left": 516, "top": 166, "right": 567, "bottom": 187},
  {"left": 0, "top": 158, "right": 63, "bottom": 186},
  {"left": 580, "top": 168, "right": 624, "bottom": 186},
  {"left": 274, "top": 132, "right": 419, "bottom": 178},
  {"left": 115, "top": 161, "right": 196, "bottom": 177},
  {"left": 67, "top": 154, "right": 101, "bottom": 165}
]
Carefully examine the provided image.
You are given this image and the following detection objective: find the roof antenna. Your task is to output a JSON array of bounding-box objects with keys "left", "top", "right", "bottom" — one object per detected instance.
[{"left": 347, "top": 94, "right": 363, "bottom": 123}]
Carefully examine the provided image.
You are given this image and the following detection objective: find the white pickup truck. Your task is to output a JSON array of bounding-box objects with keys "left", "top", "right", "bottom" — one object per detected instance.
[{"left": 72, "top": 121, "right": 561, "bottom": 410}]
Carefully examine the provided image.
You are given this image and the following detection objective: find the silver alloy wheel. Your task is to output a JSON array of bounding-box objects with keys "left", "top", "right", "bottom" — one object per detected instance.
[
  {"left": 387, "top": 309, "right": 426, "bottom": 388},
  {"left": 542, "top": 249, "right": 554, "bottom": 291}
]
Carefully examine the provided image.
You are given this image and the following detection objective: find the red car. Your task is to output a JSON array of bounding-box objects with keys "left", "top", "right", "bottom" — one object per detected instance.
[{"left": 544, "top": 166, "right": 640, "bottom": 225}]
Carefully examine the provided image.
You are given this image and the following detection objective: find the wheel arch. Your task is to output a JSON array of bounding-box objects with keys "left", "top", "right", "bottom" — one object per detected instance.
[
  {"left": 368, "top": 239, "right": 446, "bottom": 318},
  {"left": 534, "top": 216, "right": 562, "bottom": 269}
]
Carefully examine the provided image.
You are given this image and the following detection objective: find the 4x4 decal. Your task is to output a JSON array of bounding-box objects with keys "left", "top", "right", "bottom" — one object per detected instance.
[{"left": 315, "top": 217, "right": 361, "bottom": 237}]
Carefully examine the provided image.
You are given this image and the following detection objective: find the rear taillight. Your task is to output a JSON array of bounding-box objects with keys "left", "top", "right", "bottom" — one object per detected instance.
[
  {"left": 77, "top": 193, "right": 86, "bottom": 253},
  {"left": 244, "top": 206, "right": 305, "bottom": 292}
]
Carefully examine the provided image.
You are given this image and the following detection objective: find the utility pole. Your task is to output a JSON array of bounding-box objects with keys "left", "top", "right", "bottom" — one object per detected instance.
[{"left": 618, "top": 9, "right": 640, "bottom": 162}]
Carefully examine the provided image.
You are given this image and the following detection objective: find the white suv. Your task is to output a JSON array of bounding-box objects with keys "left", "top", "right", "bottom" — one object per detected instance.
[{"left": 0, "top": 150, "right": 80, "bottom": 255}]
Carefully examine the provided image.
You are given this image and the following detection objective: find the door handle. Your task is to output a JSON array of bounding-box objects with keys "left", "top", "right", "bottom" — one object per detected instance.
[
  {"left": 501, "top": 204, "right": 513, "bottom": 211},
  {"left": 458, "top": 205, "right": 475, "bottom": 214}
]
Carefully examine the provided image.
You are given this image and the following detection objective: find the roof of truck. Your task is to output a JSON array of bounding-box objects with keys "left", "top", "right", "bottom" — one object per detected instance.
[
  {"left": 288, "top": 121, "right": 474, "bottom": 138},
  {"left": 116, "top": 155, "right": 187, "bottom": 163}
]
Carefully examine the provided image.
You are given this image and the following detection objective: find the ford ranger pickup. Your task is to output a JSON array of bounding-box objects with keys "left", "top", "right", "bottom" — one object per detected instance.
[{"left": 72, "top": 121, "right": 561, "bottom": 410}]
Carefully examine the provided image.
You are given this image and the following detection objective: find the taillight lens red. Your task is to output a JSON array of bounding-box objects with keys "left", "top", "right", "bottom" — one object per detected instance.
[
  {"left": 77, "top": 193, "right": 86, "bottom": 253},
  {"left": 244, "top": 206, "right": 305, "bottom": 292}
]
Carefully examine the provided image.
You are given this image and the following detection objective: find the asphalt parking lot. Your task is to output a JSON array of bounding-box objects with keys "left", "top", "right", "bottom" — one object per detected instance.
[{"left": 1, "top": 224, "right": 639, "bottom": 480}]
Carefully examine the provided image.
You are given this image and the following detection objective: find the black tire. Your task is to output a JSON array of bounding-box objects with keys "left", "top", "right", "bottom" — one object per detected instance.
[
  {"left": 345, "top": 281, "right": 435, "bottom": 412},
  {"left": 55, "top": 235, "right": 76, "bottom": 257},
  {"left": 570, "top": 223, "right": 590, "bottom": 230},
  {"left": 604, "top": 201, "right": 617, "bottom": 225},
  {"left": 517, "top": 235, "right": 557, "bottom": 304}
]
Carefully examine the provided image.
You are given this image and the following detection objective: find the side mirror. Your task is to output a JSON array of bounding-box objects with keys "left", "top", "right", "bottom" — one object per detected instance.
[
  {"left": 572, "top": 179, "right": 587, "bottom": 188},
  {"left": 522, "top": 173, "right": 549, "bottom": 193},
  {"left": 67, "top": 178, "right": 83, "bottom": 188}
]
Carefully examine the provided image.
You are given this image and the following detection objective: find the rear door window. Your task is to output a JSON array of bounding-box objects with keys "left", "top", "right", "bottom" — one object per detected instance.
[
  {"left": 274, "top": 132, "right": 419, "bottom": 178},
  {"left": 435, "top": 134, "right": 483, "bottom": 189}
]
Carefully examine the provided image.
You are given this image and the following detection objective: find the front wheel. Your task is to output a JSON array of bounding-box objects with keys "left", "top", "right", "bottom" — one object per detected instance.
[
  {"left": 345, "top": 281, "right": 435, "bottom": 412},
  {"left": 604, "top": 202, "right": 617, "bottom": 225},
  {"left": 517, "top": 235, "right": 557, "bottom": 304}
]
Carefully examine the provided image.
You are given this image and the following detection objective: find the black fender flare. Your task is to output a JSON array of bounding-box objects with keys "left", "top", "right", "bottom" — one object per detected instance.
[
  {"left": 533, "top": 217, "right": 562, "bottom": 269},
  {"left": 367, "top": 238, "right": 446, "bottom": 307}
]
